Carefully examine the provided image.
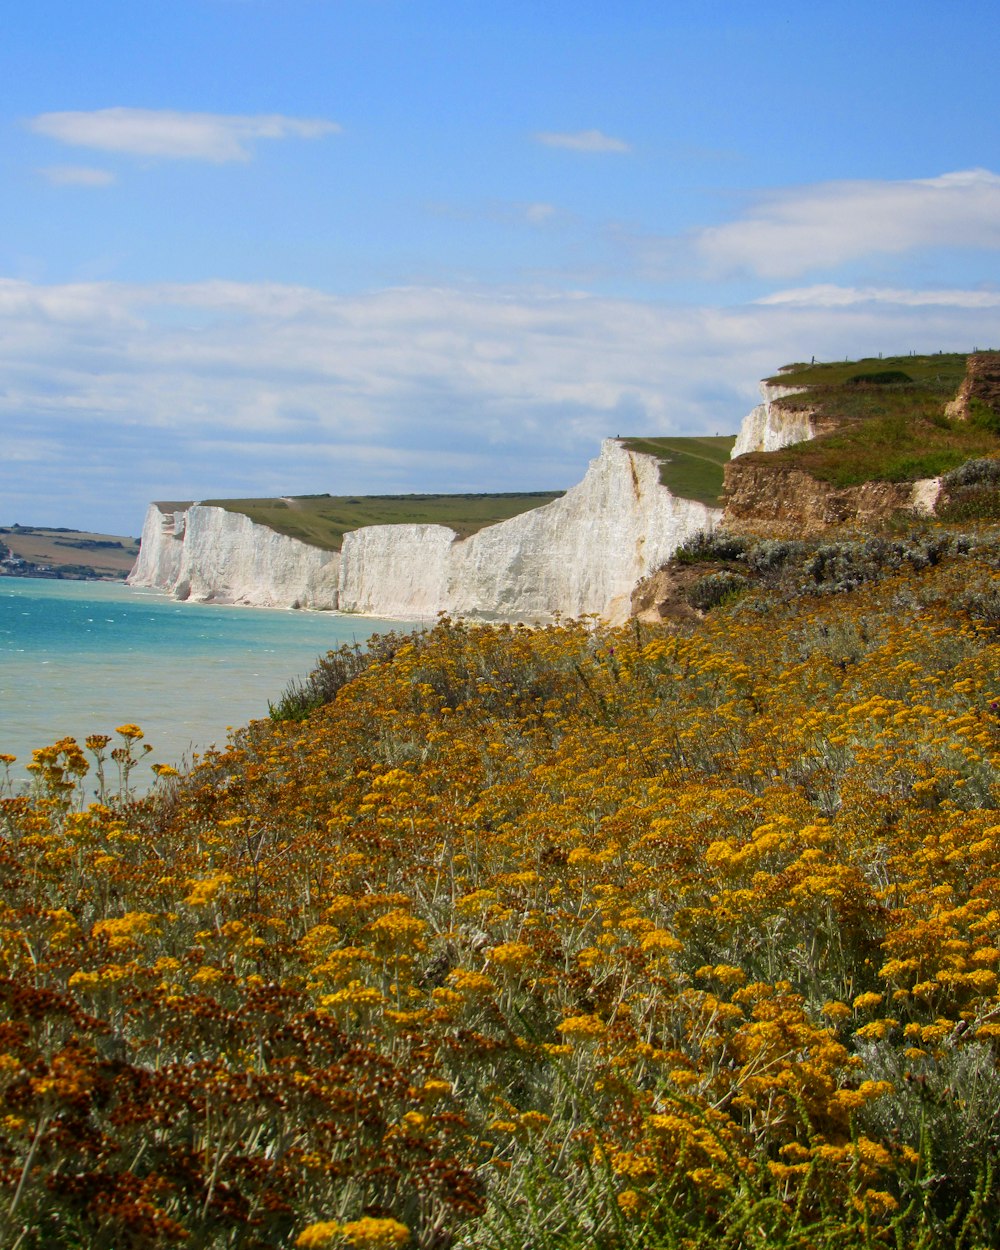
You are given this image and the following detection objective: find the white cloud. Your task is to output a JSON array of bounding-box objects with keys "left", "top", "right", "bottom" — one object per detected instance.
[
  {"left": 758, "top": 284, "right": 1000, "bottom": 308},
  {"left": 525, "top": 202, "right": 557, "bottom": 223},
  {"left": 534, "top": 129, "right": 630, "bottom": 154},
  {"left": 28, "top": 108, "right": 340, "bottom": 162},
  {"left": 0, "top": 276, "right": 992, "bottom": 533},
  {"left": 697, "top": 169, "right": 1000, "bottom": 278},
  {"left": 39, "top": 165, "right": 116, "bottom": 187}
]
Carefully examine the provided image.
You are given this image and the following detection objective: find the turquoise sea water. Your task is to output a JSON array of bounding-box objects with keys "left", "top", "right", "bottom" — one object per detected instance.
[{"left": 0, "top": 577, "right": 416, "bottom": 786}]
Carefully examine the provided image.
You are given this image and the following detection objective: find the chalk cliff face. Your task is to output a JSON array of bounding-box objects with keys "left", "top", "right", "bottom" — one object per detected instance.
[
  {"left": 337, "top": 524, "right": 453, "bottom": 620},
  {"left": 730, "top": 382, "right": 813, "bottom": 458},
  {"left": 129, "top": 506, "right": 188, "bottom": 591},
  {"left": 471, "top": 440, "right": 719, "bottom": 620},
  {"left": 338, "top": 440, "right": 720, "bottom": 623},
  {"left": 129, "top": 440, "right": 721, "bottom": 623},
  {"left": 129, "top": 504, "right": 340, "bottom": 610}
]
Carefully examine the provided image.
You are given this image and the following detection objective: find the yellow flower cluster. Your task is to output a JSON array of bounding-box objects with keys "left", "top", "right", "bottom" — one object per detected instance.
[{"left": 296, "top": 1218, "right": 409, "bottom": 1249}]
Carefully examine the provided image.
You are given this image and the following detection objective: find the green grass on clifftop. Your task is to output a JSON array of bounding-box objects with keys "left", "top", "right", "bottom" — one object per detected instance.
[
  {"left": 196, "top": 492, "right": 565, "bottom": 551},
  {"left": 757, "top": 352, "right": 1000, "bottom": 486},
  {"left": 618, "top": 435, "right": 736, "bottom": 507},
  {"left": 766, "top": 352, "right": 969, "bottom": 392}
]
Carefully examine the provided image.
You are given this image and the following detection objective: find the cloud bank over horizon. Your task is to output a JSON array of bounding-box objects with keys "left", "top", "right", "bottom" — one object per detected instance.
[{"left": 0, "top": 274, "right": 993, "bottom": 535}]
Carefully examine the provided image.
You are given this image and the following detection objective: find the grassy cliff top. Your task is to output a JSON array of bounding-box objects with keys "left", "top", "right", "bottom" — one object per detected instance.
[
  {"left": 187, "top": 491, "right": 565, "bottom": 551},
  {"left": 753, "top": 351, "right": 1000, "bottom": 486},
  {"left": 163, "top": 435, "right": 739, "bottom": 549},
  {"left": 617, "top": 435, "right": 736, "bottom": 507},
  {"left": 766, "top": 351, "right": 970, "bottom": 392}
]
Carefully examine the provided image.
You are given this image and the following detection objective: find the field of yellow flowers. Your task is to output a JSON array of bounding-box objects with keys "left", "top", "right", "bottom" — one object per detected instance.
[{"left": 2, "top": 535, "right": 1000, "bottom": 1249}]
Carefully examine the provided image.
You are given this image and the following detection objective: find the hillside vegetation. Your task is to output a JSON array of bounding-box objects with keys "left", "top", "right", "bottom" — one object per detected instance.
[
  {"left": 4, "top": 524, "right": 1000, "bottom": 1247},
  {"left": 755, "top": 353, "right": 1000, "bottom": 487}
]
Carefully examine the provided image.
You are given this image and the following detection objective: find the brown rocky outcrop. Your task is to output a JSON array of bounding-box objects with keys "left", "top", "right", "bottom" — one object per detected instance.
[
  {"left": 631, "top": 562, "right": 713, "bottom": 624},
  {"left": 945, "top": 351, "right": 1000, "bottom": 420},
  {"left": 721, "top": 461, "right": 935, "bottom": 537}
]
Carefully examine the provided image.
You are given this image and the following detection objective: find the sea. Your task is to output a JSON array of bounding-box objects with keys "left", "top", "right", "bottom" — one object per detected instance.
[{"left": 0, "top": 576, "right": 419, "bottom": 789}]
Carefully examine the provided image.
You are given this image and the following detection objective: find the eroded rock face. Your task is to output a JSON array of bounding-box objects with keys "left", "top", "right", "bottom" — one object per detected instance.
[
  {"left": 722, "top": 462, "right": 939, "bottom": 536},
  {"left": 945, "top": 351, "right": 1000, "bottom": 420},
  {"left": 724, "top": 370, "right": 946, "bottom": 533},
  {"left": 730, "top": 383, "right": 813, "bottom": 458},
  {"left": 128, "top": 440, "right": 722, "bottom": 623}
]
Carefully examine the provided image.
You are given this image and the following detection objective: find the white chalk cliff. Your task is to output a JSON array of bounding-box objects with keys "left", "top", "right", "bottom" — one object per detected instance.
[
  {"left": 128, "top": 504, "right": 340, "bottom": 610},
  {"left": 128, "top": 440, "right": 721, "bottom": 623},
  {"left": 730, "top": 382, "right": 812, "bottom": 458}
]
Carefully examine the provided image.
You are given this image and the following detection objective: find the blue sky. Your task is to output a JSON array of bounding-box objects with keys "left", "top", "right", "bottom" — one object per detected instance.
[{"left": 3, "top": 0, "right": 1000, "bottom": 534}]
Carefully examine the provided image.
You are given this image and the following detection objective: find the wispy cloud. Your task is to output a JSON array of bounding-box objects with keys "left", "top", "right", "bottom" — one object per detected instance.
[
  {"left": 758, "top": 284, "right": 1000, "bottom": 308},
  {"left": 28, "top": 108, "right": 340, "bottom": 162},
  {"left": 534, "top": 129, "right": 630, "bottom": 154},
  {"left": 524, "top": 202, "right": 557, "bottom": 224},
  {"left": 38, "top": 164, "right": 116, "bottom": 187},
  {"left": 424, "top": 199, "right": 561, "bottom": 228},
  {"left": 696, "top": 169, "right": 1000, "bottom": 278}
]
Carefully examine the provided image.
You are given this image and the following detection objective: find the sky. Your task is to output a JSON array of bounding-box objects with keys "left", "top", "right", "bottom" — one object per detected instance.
[{"left": 3, "top": 0, "right": 1000, "bottom": 536}]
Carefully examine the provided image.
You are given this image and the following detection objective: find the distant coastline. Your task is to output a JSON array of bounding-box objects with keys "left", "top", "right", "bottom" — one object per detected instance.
[{"left": 0, "top": 524, "right": 139, "bottom": 581}]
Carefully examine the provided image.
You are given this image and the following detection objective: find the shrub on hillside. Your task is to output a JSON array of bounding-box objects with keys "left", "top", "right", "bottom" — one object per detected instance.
[
  {"left": 673, "top": 530, "right": 749, "bottom": 565},
  {"left": 269, "top": 630, "right": 412, "bottom": 720},
  {"left": 687, "top": 569, "right": 751, "bottom": 610},
  {"left": 942, "top": 458, "right": 1000, "bottom": 490},
  {"left": 846, "top": 369, "right": 913, "bottom": 386},
  {"left": 937, "top": 457, "right": 1000, "bottom": 522},
  {"left": 746, "top": 538, "right": 808, "bottom": 573},
  {"left": 968, "top": 399, "right": 1000, "bottom": 436}
]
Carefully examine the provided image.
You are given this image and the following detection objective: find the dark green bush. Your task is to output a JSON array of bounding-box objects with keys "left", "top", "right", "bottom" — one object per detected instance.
[
  {"left": 968, "top": 398, "right": 1000, "bottom": 435},
  {"left": 845, "top": 369, "right": 913, "bottom": 386}
]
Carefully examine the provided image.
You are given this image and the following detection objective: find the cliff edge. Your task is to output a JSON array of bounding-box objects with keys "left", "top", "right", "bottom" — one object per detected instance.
[
  {"left": 128, "top": 440, "right": 722, "bottom": 623},
  {"left": 721, "top": 352, "right": 993, "bottom": 535}
]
